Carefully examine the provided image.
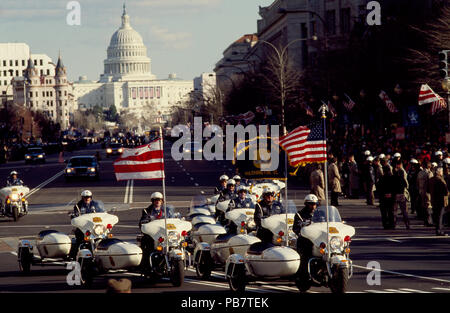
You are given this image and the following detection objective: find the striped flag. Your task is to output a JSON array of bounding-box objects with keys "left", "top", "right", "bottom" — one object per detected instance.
[
  {"left": 418, "top": 84, "right": 447, "bottom": 115},
  {"left": 113, "top": 140, "right": 164, "bottom": 181},
  {"left": 304, "top": 104, "right": 314, "bottom": 117},
  {"left": 278, "top": 121, "right": 327, "bottom": 167},
  {"left": 343, "top": 93, "right": 355, "bottom": 111},
  {"left": 379, "top": 90, "right": 398, "bottom": 113}
]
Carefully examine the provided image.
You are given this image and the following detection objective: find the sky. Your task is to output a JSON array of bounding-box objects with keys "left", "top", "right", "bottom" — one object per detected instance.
[{"left": 0, "top": 0, "right": 274, "bottom": 82}]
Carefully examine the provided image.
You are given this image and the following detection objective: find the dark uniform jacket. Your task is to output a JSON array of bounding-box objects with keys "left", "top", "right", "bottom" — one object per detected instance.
[
  {"left": 139, "top": 204, "right": 174, "bottom": 227},
  {"left": 73, "top": 200, "right": 103, "bottom": 217},
  {"left": 254, "top": 200, "right": 284, "bottom": 228},
  {"left": 6, "top": 178, "right": 24, "bottom": 186},
  {"left": 214, "top": 185, "right": 225, "bottom": 195},
  {"left": 218, "top": 189, "right": 236, "bottom": 202},
  {"left": 293, "top": 207, "right": 315, "bottom": 236},
  {"left": 228, "top": 197, "right": 254, "bottom": 211}
]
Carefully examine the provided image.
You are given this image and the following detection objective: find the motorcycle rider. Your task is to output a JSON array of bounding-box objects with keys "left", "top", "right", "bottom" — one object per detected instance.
[
  {"left": 254, "top": 187, "right": 285, "bottom": 243},
  {"left": 293, "top": 194, "right": 319, "bottom": 281},
  {"left": 214, "top": 175, "right": 229, "bottom": 194},
  {"left": 70, "top": 190, "right": 104, "bottom": 259},
  {"left": 6, "top": 171, "right": 24, "bottom": 187},
  {"left": 218, "top": 179, "right": 236, "bottom": 201},
  {"left": 139, "top": 192, "right": 175, "bottom": 271},
  {"left": 226, "top": 186, "right": 255, "bottom": 234}
]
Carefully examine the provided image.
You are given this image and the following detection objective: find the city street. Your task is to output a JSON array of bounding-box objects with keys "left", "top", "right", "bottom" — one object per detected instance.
[{"left": 0, "top": 143, "right": 449, "bottom": 294}]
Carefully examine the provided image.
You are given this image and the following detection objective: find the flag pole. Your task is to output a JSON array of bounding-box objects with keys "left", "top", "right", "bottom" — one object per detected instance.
[
  {"left": 284, "top": 133, "right": 289, "bottom": 247},
  {"left": 159, "top": 127, "right": 168, "bottom": 252},
  {"left": 320, "top": 103, "right": 331, "bottom": 261}
]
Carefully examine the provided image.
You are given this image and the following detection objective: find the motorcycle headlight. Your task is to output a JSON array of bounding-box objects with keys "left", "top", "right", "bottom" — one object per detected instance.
[
  {"left": 330, "top": 236, "right": 344, "bottom": 252},
  {"left": 167, "top": 231, "right": 180, "bottom": 246},
  {"left": 107, "top": 148, "right": 112, "bottom": 153},
  {"left": 93, "top": 224, "right": 105, "bottom": 236},
  {"left": 26, "top": 155, "right": 31, "bottom": 159},
  {"left": 10, "top": 194, "right": 19, "bottom": 201},
  {"left": 38, "top": 154, "right": 43, "bottom": 158},
  {"left": 88, "top": 167, "right": 96, "bottom": 172},
  {"left": 118, "top": 148, "right": 123, "bottom": 153}
]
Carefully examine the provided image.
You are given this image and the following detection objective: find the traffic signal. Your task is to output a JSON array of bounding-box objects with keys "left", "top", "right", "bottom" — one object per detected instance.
[{"left": 438, "top": 50, "right": 450, "bottom": 78}]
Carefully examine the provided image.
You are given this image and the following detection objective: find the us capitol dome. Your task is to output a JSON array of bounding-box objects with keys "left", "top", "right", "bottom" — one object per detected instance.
[{"left": 100, "top": 4, "right": 156, "bottom": 82}]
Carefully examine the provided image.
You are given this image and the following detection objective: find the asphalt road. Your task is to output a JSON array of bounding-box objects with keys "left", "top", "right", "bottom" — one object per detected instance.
[{"left": 0, "top": 143, "right": 450, "bottom": 294}]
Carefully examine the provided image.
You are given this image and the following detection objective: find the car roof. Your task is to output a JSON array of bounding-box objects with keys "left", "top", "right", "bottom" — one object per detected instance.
[{"left": 69, "top": 156, "right": 95, "bottom": 160}]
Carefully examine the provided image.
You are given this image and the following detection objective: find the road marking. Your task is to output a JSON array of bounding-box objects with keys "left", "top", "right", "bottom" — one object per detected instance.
[
  {"left": 383, "top": 289, "right": 411, "bottom": 293},
  {"left": 387, "top": 239, "right": 401, "bottom": 243},
  {"left": 124, "top": 180, "right": 130, "bottom": 204},
  {"left": 129, "top": 180, "right": 134, "bottom": 204},
  {"left": 25, "top": 170, "right": 64, "bottom": 199},
  {"left": 432, "top": 287, "right": 450, "bottom": 292},
  {"left": 10, "top": 251, "right": 17, "bottom": 256},
  {"left": 353, "top": 264, "right": 450, "bottom": 284},
  {"left": 366, "top": 289, "right": 396, "bottom": 293},
  {"left": 399, "top": 288, "right": 432, "bottom": 293},
  {"left": 353, "top": 235, "right": 450, "bottom": 241}
]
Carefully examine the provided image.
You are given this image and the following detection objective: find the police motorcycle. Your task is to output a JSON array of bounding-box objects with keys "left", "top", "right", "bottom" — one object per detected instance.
[
  {"left": 70, "top": 201, "right": 142, "bottom": 287},
  {"left": 0, "top": 185, "right": 29, "bottom": 221},
  {"left": 225, "top": 201, "right": 300, "bottom": 292},
  {"left": 248, "top": 179, "right": 285, "bottom": 201},
  {"left": 193, "top": 204, "right": 260, "bottom": 279},
  {"left": 188, "top": 195, "right": 227, "bottom": 249},
  {"left": 297, "top": 205, "right": 355, "bottom": 293},
  {"left": 138, "top": 205, "right": 192, "bottom": 287}
]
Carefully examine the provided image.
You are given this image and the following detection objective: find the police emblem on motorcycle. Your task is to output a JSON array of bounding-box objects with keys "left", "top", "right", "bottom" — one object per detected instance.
[
  {"left": 329, "top": 227, "right": 339, "bottom": 234},
  {"left": 93, "top": 217, "right": 102, "bottom": 223},
  {"left": 167, "top": 224, "right": 176, "bottom": 230}
]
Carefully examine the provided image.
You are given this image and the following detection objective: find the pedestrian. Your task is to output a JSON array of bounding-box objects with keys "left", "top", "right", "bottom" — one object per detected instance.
[
  {"left": 341, "top": 156, "right": 351, "bottom": 198},
  {"left": 310, "top": 163, "right": 325, "bottom": 204},
  {"left": 362, "top": 156, "right": 375, "bottom": 205},
  {"left": 408, "top": 159, "right": 420, "bottom": 215},
  {"left": 417, "top": 160, "right": 434, "bottom": 226},
  {"left": 376, "top": 165, "right": 396, "bottom": 229},
  {"left": 428, "top": 167, "right": 449, "bottom": 236},
  {"left": 393, "top": 161, "right": 410, "bottom": 229},
  {"left": 348, "top": 155, "right": 359, "bottom": 199},
  {"left": 328, "top": 157, "right": 341, "bottom": 206}
]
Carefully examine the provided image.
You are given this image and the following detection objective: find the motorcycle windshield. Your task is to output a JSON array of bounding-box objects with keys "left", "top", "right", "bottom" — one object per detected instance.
[
  {"left": 190, "top": 195, "right": 208, "bottom": 210},
  {"left": 284, "top": 199, "right": 298, "bottom": 214},
  {"left": 91, "top": 200, "right": 105, "bottom": 213},
  {"left": 312, "top": 205, "right": 342, "bottom": 223}
]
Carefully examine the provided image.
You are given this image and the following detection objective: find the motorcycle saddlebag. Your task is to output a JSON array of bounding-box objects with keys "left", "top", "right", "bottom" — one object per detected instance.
[
  {"left": 95, "top": 238, "right": 142, "bottom": 270},
  {"left": 36, "top": 230, "right": 71, "bottom": 259}
]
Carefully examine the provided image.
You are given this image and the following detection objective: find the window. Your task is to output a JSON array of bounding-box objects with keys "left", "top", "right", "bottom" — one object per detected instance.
[
  {"left": 34, "top": 60, "right": 37, "bottom": 66},
  {"left": 42, "top": 92, "right": 45, "bottom": 97},
  {"left": 2, "top": 61, "right": 5, "bottom": 66},
  {"left": 35, "top": 92, "right": 38, "bottom": 97},
  {"left": 30, "top": 92, "right": 33, "bottom": 98},
  {"left": 15, "top": 70, "right": 19, "bottom": 76},
  {"left": 22, "top": 60, "right": 25, "bottom": 66},
  {"left": 40, "top": 59, "right": 43, "bottom": 66},
  {"left": 3, "top": 71, "right": 5, "bottom": 76},
  {"left": 10, "top": 60, "right": 12, "bottom": 66},
  {"left": 47, "top": 69, "right": 50, "bottom": 75},
  {"left": 340, "top": 8, "right": 351, "bottom": 34},
  {"left": 326, "top": 10, "right": 336, "bottom": 35},
  {"left": 15, "top": 60, "right": 18, "bottom": 66},
  {"left": 40, "top": 70, "right": 43, "bottom": 76},
  {"left": 64, "top": 91, "right": 67, "bottom": 96}
]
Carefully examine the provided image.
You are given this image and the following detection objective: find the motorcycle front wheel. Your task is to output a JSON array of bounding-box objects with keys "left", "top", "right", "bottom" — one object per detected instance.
[
  {"left": 78, "top": 258, "right": 94, "bottom": 288},
  {"left": 18, "top": 247, "right": 32, "bottom": 274},
  {"left": 195, "top": 252, "right": 212, "bottom": 279},
  {"left": 228, "top": 264, "right": 246, "bottom": 292},
  {"left": 329, "top": 267, "right": 349, "bottom": 294},
  {"left": 170, "top": 259, "right": 185, "bottom": 287},
  {"left": 12, "top": 206, "right": 19, "bottom": 221}
]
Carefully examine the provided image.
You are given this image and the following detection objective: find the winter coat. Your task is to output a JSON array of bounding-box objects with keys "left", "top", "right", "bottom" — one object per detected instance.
[{"left": 328, "top": 163, "right": 342, "bottom": 193}]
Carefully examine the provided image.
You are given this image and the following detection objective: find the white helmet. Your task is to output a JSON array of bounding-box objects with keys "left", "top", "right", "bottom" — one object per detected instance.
[
  {"left": 393, "top": 152, "right": 401, "bottom": 158},
  {"left": 10, "top": 171, "right": 18, "bottom": 176},
  {"left": 227, "top": 179, "right": 236, "bottom": 186},
  {"left": 81, "top": 190, "right": 92, "bottom": 197},
  {"left": 444, "top": 157, "right": 450, "bottom": 164},
  {"left": 219, "top": 175, "right": 229, "bottom": 181},
  {"left": 364, "top": 150, "right": 371, "bottom": 156},
  {"left": 366, "top": 156, "right": 374, "bottom": 162},
  {"left": 410, "top": 158, "right": 419, "bottom": 164},
  {"left": 151, "top": 192, "right": 163, "bottom": 200},
  {"left": 304, "top": 194, "right": 318, "bottom": 204},
  {"left": 379, "top": 153, "right": 386, "bottom": 159},
  {"left": 432, "top": 162, "right": 438, "bottom": 167},
  {"left": 233, "top": 175, "right": 241, "bottom": 181},
  {"left": 262, "top": 186, "right": 275, "bottom": 196},
  {"left": 237, "top": 185, "right": 247, "bottom": 193},
  {"left": 435, "top": 151, "right": 443, "bottom": 156}
]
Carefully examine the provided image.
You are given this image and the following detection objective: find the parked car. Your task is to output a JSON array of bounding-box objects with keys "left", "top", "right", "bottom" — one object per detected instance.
[
  {"left": 106, "top": 143, "right": 124, "bottom": 157},
  {"left": 24, "top": 147, "right": 46, "bottom": 164},
  {"left": 64, "top": 156, "right": 100, "bottom": 181}
]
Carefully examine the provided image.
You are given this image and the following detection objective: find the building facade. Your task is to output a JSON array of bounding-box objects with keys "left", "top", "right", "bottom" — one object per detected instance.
[
  {"left": 0, "top": 43, "right": 55, "bottom": 99},
  {"left": 11, "top": 54, "right": 74, "bottom": 130},
  {"left": 73, "top": 5, "right": 194, "bottom": 129}
]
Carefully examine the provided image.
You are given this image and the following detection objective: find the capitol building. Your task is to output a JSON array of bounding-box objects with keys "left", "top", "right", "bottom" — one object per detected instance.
[{"left": 73, "top": 5, "right": 194, "bottom": 128}]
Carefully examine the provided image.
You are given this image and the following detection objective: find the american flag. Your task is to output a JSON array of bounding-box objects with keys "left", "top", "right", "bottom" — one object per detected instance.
[
  {"left": 418, "top": 84, "right": 447, "bottom": 115},
  {"left": 113, "top": 139, "right": 164, "bottom": 181},
  {"left": 343, "top": 93, "right": 355, "bottom": 111},
  {"left": 379, "top": 90, "right": 398, "bottom": 113},
  {"left": 278, "top": 121, "right": 327, "bottom": 167}
]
